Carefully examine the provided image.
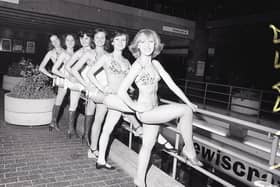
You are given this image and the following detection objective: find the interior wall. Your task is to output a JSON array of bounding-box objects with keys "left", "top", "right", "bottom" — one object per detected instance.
[{"left": 0, "top": 26, "right": 49, "bottom": 75}]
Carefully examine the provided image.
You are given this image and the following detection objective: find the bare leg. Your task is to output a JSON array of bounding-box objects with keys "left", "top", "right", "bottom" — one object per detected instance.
[
  {"left": 134, "top": 124, "right": 159, "bottom": 187},
  {"left": 137, "top": 103, "right": 201, "bottom": 165},
  {"left": 55, "top": 87, "right": 67, "bottom": 105},
  {"left": 123, "top": 114, "right": 143, "bottom": 136},
  {"left": 85, "top": 99, "right": 96, "bottom": 115},
  {"left": 97, "top": 110, "right": 122, "bottom": 165},
  {"left": 90, "top": 104, "right": 107, "bottom": 151},
  {"left": 67, "top": 90, "right": 81, "bottom": 138},
  {"left": 103, "top": 94, "right": 133, "bottom": 113},
  {"left": 82, "top": 100, "right": 96, "bottom": 145},
  {"left": 69, "top": 90, "right": 81, "bottom": 111}
]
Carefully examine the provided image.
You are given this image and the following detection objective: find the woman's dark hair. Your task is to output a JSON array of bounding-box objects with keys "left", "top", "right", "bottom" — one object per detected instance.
[
  {"left": 92, "top": 28, "right": 110, "bottom": 51},
  {"left": 110, "top": 30, "right": 129, "bottom": 44},
  {"left": 77, "top": 30, "right": 93, "bottom": 48},
  {"left": 48, "top": 34, "right": 61, "bottom": 50},
  {"left": 107, "top": 30, "right": 129, "bottom": 52},
  {"left": 77, "top": 30, "right": 93, "bottom": 38},
  {"left": 61, "top": 33, "right": 77, "bottom": 50}
]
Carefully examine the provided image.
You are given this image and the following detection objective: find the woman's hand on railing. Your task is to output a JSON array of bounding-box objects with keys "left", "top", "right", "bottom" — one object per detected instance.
[{"left": 189, "top": 102, "right": 198, "bottom": 112}]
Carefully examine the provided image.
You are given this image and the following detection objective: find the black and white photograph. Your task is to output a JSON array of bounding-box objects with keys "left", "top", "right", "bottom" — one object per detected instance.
[{"left": 0, "top": 1, "right": 280, "bottom": 187}]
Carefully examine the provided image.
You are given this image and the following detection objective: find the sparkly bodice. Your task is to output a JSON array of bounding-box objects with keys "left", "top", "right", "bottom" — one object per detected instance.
[
  {"left": 107, "top": 55, "right": 130, "bottom": 76},
  {"left": 135, "top": 61, "right": 160, "bottom": 87}
]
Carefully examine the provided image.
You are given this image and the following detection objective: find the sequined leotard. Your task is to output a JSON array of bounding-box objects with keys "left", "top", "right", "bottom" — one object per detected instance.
[{"left": 135, "top": 60, "right": 161, "bottom": 112}]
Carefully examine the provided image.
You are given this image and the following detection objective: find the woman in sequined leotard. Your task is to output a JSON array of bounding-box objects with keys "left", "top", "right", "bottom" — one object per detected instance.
[
  {"left": 118, "top": 29, "right": 203, "bottom": 187},
  {"left": 51, "top": 34, "right": 76, "bottom": 132},
  {"left": 39, "top": 34, "right": 64, "bottom": 131},
  {"left": 72, "top": 28, "right": 109, "bottom": 158},
  {"left": 86, "top": 31, "right": 143, "bottom": 169},
  {"left": 64, "top": 31, "right": 93, "bottom": 138}
]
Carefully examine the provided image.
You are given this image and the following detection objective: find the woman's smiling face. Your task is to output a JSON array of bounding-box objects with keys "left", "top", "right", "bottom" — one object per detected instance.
[
  {"left": 137, "top": 34, "right": 155, "bottom": 56},
  {"left": 65, "top": 35, "right": 75, "bottom": 49},
  {"left": 94, "top": 32, "right": 106, "bottom": 47},
  {"left": 112, "top": 34, "right": 127, "bottom": 51},
  {"left": 80, "top": 34, "right": 91, "bottom": 47},
  {"left": 50, "top": 35, "right": 61, "bottom": 48}
]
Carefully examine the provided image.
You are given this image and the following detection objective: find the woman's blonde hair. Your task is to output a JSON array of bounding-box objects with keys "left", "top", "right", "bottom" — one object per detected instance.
[{"left": 129, "top": 29, "right": 164, "bottom": 58}]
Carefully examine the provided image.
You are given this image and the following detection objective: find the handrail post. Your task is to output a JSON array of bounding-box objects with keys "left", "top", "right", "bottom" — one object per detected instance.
[
  {"left": 257, "top": 91, "right": 263, "bottom": 123},
  {"left": 203, "top": 83, "right": 208, "bottom": 108},
  {"left": 227, "top": 86, "right": 233, "bottom": 114},
  {"left": 184, "top": 80, "right": 188, "bottom": 95},
  {"left": 267, "top": 135, "right": 279, "bottom": 183},
  {"left": 172, "top": 132, "right": 180, "bottom": 179}
]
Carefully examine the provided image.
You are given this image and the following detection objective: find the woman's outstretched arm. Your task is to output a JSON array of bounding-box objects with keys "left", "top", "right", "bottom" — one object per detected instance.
[
  {"left": 152, "top": 60, "right": 197, "bottom": 111},
  {"left": 71, "top": 51, "right": 94, "bottom": 87},
  {"left": 117, "top": 62, "right": 141, "bottom": 111},
  {"left": 39, "top": 51, "right": 55, "bottom": 78},
  {"left": 52, "top": 53, "right": 67, "bottom": 78}
]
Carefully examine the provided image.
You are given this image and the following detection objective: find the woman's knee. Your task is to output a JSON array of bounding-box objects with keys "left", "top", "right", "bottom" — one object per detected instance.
[
  {"left": 180, "top": 104, "right": 193, "bottom": 116},
  {"left": 69, "top": 100, "right": 79, "bottom": 111}
]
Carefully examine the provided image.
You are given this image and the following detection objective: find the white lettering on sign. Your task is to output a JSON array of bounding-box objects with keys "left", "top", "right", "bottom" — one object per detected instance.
[
  {"left": 194, "top": 142, "right": 280, "bottom": 186},
  {"left": 0, "top": 0, "right": 19, "bottom": 4},
  {"left": 162, "top": 26, "right": 189, "bottom": 36}
]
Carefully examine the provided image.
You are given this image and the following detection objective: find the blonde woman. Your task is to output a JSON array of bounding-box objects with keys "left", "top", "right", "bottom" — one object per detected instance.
[{"left": 117, "top": 29, "right": 202, "bottom": 187}]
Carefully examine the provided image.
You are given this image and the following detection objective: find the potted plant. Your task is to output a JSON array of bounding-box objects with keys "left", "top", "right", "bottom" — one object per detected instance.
[
  {"left": 4, "top": 65, "right": 56, "bottom": 126},
  {"left": 2, "top": 57, "right": 32, "bottom": 91}
]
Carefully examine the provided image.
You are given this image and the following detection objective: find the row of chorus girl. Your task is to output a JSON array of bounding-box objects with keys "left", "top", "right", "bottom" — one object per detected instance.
[{"left": 39, "top": 28, "right": 203, "bottom": 187}]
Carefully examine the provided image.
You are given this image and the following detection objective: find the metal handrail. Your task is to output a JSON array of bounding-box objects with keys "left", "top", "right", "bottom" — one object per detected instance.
[
  {"left": 161, "top": 79, "right": 280, "bottom": 123},
  {"left": 121, "top": 97, "right": 278, "bottom": 186},
  {"left": 122, "top": 118, "right": 236, "bottom": 187},
  {"left": 161, "top": 98, "right": 279, "bottom": 135},
  {"left": 159, "top": 98, "right": 280, "bottom": 184}
]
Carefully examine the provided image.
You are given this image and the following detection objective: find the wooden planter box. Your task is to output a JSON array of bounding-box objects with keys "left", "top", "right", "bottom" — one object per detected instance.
[
  {"left": 4, "top": 93, "right": 55, "bottom": 126},
  {"left": 2, "top": 75, "right": 24, "bottom": 91}
]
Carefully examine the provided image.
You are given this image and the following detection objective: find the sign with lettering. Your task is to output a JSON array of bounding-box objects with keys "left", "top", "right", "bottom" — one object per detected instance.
[
  {"left": 162, "top": 26, "right": 189, "bottom": 36},
  {"left": 194, "top": 141, "right": 280, "bottom": 186}
]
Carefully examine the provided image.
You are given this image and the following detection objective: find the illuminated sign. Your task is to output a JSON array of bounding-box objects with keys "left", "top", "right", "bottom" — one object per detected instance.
[
  {"left": 194, "top": 141, "right": 280, "bottom": 186},
  {"left": 0, "top": 0, "right": 19, "bottom": 4},
  {"left": 269, "top": 24, "right": 280, "bottom": 112}
]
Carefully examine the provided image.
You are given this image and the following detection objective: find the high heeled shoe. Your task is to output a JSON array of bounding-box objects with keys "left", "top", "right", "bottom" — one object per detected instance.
[
  {"left": 49, "top": 123, "right": 60, "bottom": 132},
  {"left": 96, "top": 162, "right": 115, "bottom": 170},
  {"left": 88, "top": 148, "right": 98, "bottom": 159},
  {"left": 181, "top": 151, "right": 203, "bottom": 167}
]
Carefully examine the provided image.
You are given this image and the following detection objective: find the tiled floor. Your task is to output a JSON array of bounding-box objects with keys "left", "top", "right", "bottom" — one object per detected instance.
[{"left": 0, "top": 91, "right": 134, "bottom": 187}]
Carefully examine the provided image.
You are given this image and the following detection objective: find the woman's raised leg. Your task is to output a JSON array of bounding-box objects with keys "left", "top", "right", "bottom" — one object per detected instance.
[
  {"left": 103, "top": 94, "right": 133, "bottom": 113},
  {"left": 137, "top": 103, "right": 202, "bottom": 166}
]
